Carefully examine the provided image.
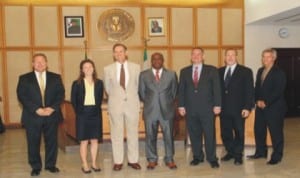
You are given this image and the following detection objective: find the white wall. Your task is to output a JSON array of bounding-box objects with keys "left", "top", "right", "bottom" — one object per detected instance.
[
  {"left": 245, "top": 25, "right": 300, "bottom": 76},
  {"left": 245, "top": 0, "right": 300, "bottom": 77},
  {"left": 245, "top": 0, "right": 300, "bottom": 24}
]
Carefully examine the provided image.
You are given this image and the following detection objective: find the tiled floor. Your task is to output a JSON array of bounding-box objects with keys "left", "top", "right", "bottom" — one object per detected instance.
[{"left": 1, "top": 118, "right": 300, "bottom": 178}]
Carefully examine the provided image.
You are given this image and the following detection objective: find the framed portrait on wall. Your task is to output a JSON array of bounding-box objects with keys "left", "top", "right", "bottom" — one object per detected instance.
[
  {"left": 64, "top": 16, "right": 84, "bottom": 38},
  {"left": 148, "top": 17, "right": 165, "bottom": 37}
]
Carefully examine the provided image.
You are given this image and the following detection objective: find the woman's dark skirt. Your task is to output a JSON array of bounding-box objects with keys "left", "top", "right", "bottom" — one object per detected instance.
[{"left": 76, "top": 105, "right": 102, "bottom": 141}]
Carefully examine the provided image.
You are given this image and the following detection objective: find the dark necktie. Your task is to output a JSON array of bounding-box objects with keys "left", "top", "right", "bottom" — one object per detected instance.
[
  {"left": 193, "top": 66, "right": 199, "bottom": 88},
  {"left": 155, "top": 70, "right": 160, "bottom": 82},
  {"left": 224, "top": 67, "right": 232, "bottom": 88},
  {"left": 120, "top": 64, "right": 125, "bottom": 90}
]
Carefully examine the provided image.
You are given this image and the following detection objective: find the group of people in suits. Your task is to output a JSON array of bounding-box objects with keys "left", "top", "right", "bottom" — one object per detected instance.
[{"left": 16, "top": 45, "right": 286, "bottom": 176}]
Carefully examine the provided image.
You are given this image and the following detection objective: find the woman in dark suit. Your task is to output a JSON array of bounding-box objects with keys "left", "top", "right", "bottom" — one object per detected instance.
[{"left": 71, "top": 59, "right": 103, "bottom": 173}]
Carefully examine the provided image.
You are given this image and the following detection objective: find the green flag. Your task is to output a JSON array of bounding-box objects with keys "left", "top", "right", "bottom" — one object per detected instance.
[{"left": 143, "top": 47, "right": 149, "bottom": 70}]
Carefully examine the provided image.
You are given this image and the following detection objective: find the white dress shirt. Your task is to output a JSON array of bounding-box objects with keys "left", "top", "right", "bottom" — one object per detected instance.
[
  {"left": 34, "top": 70, "right": 46, "bottom": 88},
  {"left": 224, "top": 63, "right": 237, "bottom": 80}
]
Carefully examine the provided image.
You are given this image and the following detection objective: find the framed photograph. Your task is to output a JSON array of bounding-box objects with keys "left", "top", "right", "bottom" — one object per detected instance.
[
  {"left": 64, "top": 16, "right": 84, "bottom": 38},
  {"left": 148, "top": 17, "right": 165, "bottom": 37}
]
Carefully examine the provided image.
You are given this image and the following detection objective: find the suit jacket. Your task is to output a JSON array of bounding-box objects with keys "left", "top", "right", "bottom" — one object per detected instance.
[
  {"left": 104, "top": 61, "right": 140, "bottom": 115},
  {"left": 178, "top": 64, "right": 221, "bottom": 115},
  {"left": 219, "top": 64, "right": 254, "bottom": 115},
  {"left": 17, "top": 71, "right": 65, "bottom": 126},
  {"left": 71, "top": 79, "right": 104, "bottom": 115},
  {"left": 255, "top": 65, "right": 286, "bottom": 111},
  {"left": 139, "top": 68, "right": 178, "bottom": 120}
]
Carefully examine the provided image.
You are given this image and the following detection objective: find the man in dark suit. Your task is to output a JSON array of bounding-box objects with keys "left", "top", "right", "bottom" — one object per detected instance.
[
  {"left": 17, "top": 53, "right": 65, "bottom": 176},
  {"left": 178, "top": 47, "right": 222, "bottom": 168},
  {"left": 219, "top": 49, "right": 254, "bottom": 165},
  {"left": 139, "top": 53, "right": 178, "bottom": 170},
  {"left": 247, "top": 48, "right": 286, "bottom": 165}
]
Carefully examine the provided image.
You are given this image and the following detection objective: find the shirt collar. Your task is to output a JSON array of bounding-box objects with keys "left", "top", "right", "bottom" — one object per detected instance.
[{"left": 226, "top": 63, "right": 237, "bottom": 71}]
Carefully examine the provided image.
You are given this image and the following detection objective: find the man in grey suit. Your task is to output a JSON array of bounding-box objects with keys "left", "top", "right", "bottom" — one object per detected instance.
[
  {"left": 104, "top": 43, "right": 141, "bottom": 171},
  {"left": 178, "top": 47, "right": 222, "bottom": 168},
  {"left": 139, "top": 53, "right": 178, "bottom": 170}
]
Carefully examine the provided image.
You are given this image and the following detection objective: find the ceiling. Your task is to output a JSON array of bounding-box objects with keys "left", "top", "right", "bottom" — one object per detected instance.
[
  {"left": 0, "top": 0, "right": 228, "bottom": 6},
  {"left": 249, "top": 6, "right": 300, "bottom": 26}
]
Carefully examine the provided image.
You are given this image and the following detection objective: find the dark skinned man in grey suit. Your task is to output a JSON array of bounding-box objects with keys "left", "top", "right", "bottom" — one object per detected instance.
[{"left": 139, "top": 52, "right": 178, "bottom": 170}]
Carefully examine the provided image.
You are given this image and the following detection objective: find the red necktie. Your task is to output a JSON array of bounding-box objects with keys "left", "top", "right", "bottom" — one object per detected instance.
[
  {"left": 155, "top": 70, "right": 160, "bottom": 82},
  {"left": 120, "top": 64, "right": 125, "bottom": 90},
  {"left": 193, "top": 66, "right": 199, "bottom": 87}
]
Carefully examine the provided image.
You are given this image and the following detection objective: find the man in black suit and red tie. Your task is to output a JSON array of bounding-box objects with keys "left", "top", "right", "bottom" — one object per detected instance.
[
  {"left": 247, "top": 48, "right": 286, "bottom": 165},
  {"left": 178, "top": 47, "right": 222, "bottom": 169},
  {"left": 219, "top": 49, "right": 254, "bottom": 165},
  {"left": 17, "top": 53, "right": 65, "bottom": 176}
]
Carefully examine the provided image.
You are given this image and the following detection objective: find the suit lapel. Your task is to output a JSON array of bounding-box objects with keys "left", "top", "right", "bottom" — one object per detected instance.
[
  {"left": 159, "top": 68, "right": 167, "bottom": 84},
  {"left": 261, "top": 66, "right": 274, "bottom": 87},
  {"left": 186, "top": 66, "right": 194, "bottom": 86},
  {"left": 229, "top": 65, "right": 240, "bottom": 83},
  {"left": 198, "top": 65, "right": 207, "bottom": 87},
  {"left": 30, "top": 72, "right": 41, "bottom": 94}
]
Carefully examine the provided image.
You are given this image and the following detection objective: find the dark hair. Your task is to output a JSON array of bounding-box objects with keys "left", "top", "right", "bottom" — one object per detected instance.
[
  {"left": 112, "top": 43, "right": 127, "bottom": 51},
  {"left": 76, "top": 59, "right": 97, "bottom": 84},
  {"left": 224, "top": 48, "right": 238, "bottom": 56},
  {"left": 32, "top": 53, "right": 48, "bottom": 62},
  {"left": 151, "top": 52, "right": 164, "bottom": 61},
  {"left": 191, "top": 47, "right": 204, "bottom": 53}
]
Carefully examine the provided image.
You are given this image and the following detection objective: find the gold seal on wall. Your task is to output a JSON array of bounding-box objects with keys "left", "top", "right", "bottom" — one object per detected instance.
[{"left": 97, "top": 9, "right": 135, "bottom": 42}]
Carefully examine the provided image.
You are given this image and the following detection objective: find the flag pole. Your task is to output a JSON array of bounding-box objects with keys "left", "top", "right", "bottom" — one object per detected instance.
[
  {"left": 84, "top": 40, "right": 88, "bottom": 60},
  {"left": 142, "top": 37, "right": 150, "bottom": 70}
]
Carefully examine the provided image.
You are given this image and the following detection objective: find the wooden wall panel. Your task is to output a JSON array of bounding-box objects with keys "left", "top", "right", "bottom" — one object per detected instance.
[
  {"left": 145, "top": 7, "right": 168, "bottom": 46},
  {"left": 222, "top": 8, "right": 243, "bottom": 45},
  {"left": 89, "top": 49, "right": 114, "bottom": 79},
  {"left": 33, "top": 6, "right": 59, "bottom": 46},
  {"left": 63, "top": 50, "right": 85, "bottom": 100},
  {"left": 197, "top": 8, "right": 218, "bottom": 46},
  {"left": 4, "top": 6, "right": 30, "bottom": 46},
  {"left": 204, "top": 49, "right": 219, "bottom": 67},
  {"left": 0, "top": 51, "right": 3, "bottom": 118},
  {"left": 172, "top": 50, "right": 191, "bottom": 75},
  {"left": 6, "top": 51, "right": 31, "bottom": 123},
  {"left": 171, "top": 8, "right": 193, "bottom": 46}
]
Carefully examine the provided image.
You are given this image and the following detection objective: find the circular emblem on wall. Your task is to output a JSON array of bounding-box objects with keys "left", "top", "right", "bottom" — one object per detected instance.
[{"left": 97, "top": 9, "right": 135, "bottom": 42}]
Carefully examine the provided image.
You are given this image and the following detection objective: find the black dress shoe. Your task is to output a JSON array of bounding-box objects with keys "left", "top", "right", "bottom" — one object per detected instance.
[
  {"left": 190, "top": 159, "right": 204, "bottom": 166},
  {"left": 210, "top": 161, "right": 220, "bottom": 168},
  {"left": 247, "top": 154, "right": 267, "bottom": 159},
  {"left": 234, "top": 158, "right": 243, "bottom": 165},
  {"left": 45, "top": 166, "right": 60, "bottom": 173},
  {"left": 91, "top": 166, "right": 101, "bottom": 172},
  {"left": 81, "top": 167, "right": 92, "bottom": 174},
  {"left": 31, "top": 169, "right": 41, "bottom": 176},
  {"left": 267, "top": 159, "right": 281, "bottom": 165},
  {"left": 221, "top": 154, "right": 234, "bottom": 161}
]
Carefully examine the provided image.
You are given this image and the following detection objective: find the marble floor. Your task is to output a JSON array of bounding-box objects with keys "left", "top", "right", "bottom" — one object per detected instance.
[{"left": 1, "top": 118, "right": 300, "bottom": 178}]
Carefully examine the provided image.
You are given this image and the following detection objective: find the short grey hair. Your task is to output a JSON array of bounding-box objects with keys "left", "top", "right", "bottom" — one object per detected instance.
[{"left": 262, "top": 48, "right": 277, "bottom": 59}]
